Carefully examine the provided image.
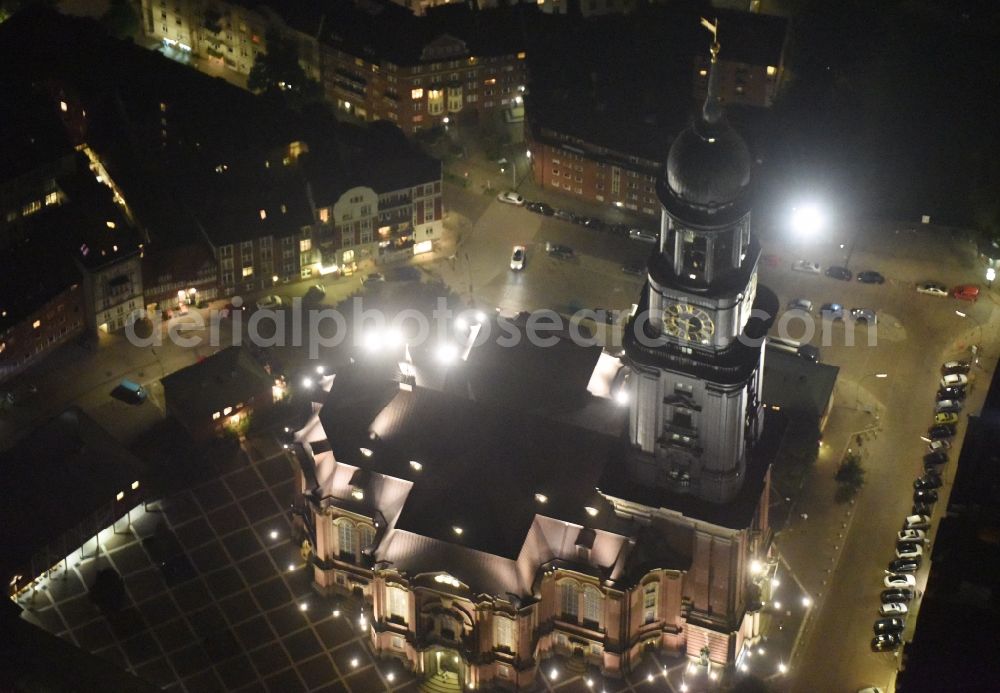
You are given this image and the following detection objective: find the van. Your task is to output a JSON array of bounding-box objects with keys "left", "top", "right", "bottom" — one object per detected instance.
[
  {"left": 766, "top": 336, "right": 819, "bottom": 362},
  {"left": 628, "top": 228, "right": 658, "bottom": 243},
  {"left": 120, "top": 378, "right": 147, "bottom": 402}
]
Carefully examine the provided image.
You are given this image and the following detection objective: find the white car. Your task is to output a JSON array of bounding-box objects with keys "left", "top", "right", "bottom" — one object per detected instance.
[
  {"left": 904, "top": 514, "right": 931, "bottom": 530},
  {"left": 940, "top": 373, "right": 968, "bottom": 388},
  {"left": 850, "top": 307, "right": 877, "bottom": 325},
  {"left": 497, "top": 191, "right": 525, "bottom": 206},
  {"left": 897, "top": 529, "right": 926, "bottom": 542},
  {"left": 916, "top": 282, "right": 947, "bottom": 297},
  {"left": 628, "top": 228, "right": 658, "bottom": 243},
  {"left": 935, "top": 400, "right": 962, "bottom": 414},
  {"left": 510, "top": 245, "right": 526, "bottom": 271},
  {"left": 896, "top": 543, "right": 923, "bottom": 559},
  {"left": 884, "top": 573, "right": 917, "bottom": 589},
  {"left": 792, "top": 260, "right": 821, "bottom": 274},
  {"left": 788, "top": 298, "right": 813, "bottom": 312},
  {"left": 879, "top": 602, "right": 908, "bottom": 617},
  {"left": 255, "top": 295, "right": 283, "bottom": 310}
]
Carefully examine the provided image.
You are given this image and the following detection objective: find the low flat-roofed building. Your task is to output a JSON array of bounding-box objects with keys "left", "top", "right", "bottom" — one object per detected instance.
[
  {"left": 762, "top": 348, "right": 839, "bottom": 431},
  {"left": 1, "top": 407, "right": 148, "bottom": 597},
  {"left": 161, "top": 345, "right": 277, "bottom": 443}
]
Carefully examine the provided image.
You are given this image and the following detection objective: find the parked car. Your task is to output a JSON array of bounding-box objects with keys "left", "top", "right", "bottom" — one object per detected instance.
[
  {"left": 578, "top": 216, "right": 606, "bottom": 231},
  {"left": 628, "top": 228, "right": 658, "bottom": 243},
  {"left": 303, "top": 284, "right": 326, "bottom": 303},
  {"left": 926, "top": 424, "right": 955, "bottom": 440},
  {"left": 525, "top": 201, "right": 554, "bottom": 215},
  {"left": 792, "top": 260, "right": 821, "bottom": 274},
  {"left": 914, "top": 489, "right": 939, "bottom": 504},
  {"left": 884, "top": 573, "right": 916, "bottom": 589},
  {"left": 888, "top": 557, "right": 921, "bottom": 573},
  {"left": 880, "top": 602, "right": 908, "bottom": 617},
  {"left": 788, "top": 298, "right": 814, "bottom": 312},
  {"left": 912, "top": 501, "right": 934, "bottom": 516},
  {"left": 934, "top": 412, "right": 959, "bottom": 425},
  {"left": 851, "top": 307, "right": 877, "bottom": 324},
  {"left": 913, "top": 475, "right": 942, "bottom": 490},
  {"left": 510, "top": 245, "right": 526, "bottom": 271},
  {"left": 825, "top": 265, "right": 852, "bottom": 280},
  {"left": 941, "top": 360, "right": 971, "bottom": 375},
  {"left": 951, "top": 284, "right": 980, "bottom": 301},
  {"left": 938, "top": 386, "right": 967, "bottom": 401},
  {"left": 857, "top": 270, "right": 885, "bottom": 284},
  {"left": 896, "top": 542, "right": 923, "bottom": 559},
  {"left": 934, "top": 400, "right": 962, "bottom": 414},
  {"left": 255, "top": 295, "right": 283, "bottom": 310},
  {"left": 940, "top": 373, "right": 968, "bottom": 388},
  {"left": 363, "top": 272, "right": 385, "bottom": 286},
  {"left": 924, "top": 450, "right": 949, "bottom": 466},
  {"left": 553, "top": 209, "right": 577, "bottom": 222},
  {"left": 926, "top": 439, "right": 951, "bottom": 453},
  {"left": 820, "top": 303, "right": 845, "bottom": 320},
  {"left": 119, "top": 378, "right": 147, "bottom": 403},
  {"left": 881, "top": 587, "right": 914, "bottom": 603},
  {"left": 897, "top": 529, "right": 926, "bottom": 543},
  {"left": 916, "top": 282, "right": 948, "bottom": 297},
  {"left": 904, "top": 514, "right": 931, "bottom": 530},
  {"left": 871, "top": 633, "right": 902, "bottom": 652},
  {"left": 497, "top": 191, "right": 525, "bottom": 206},
  {"left": 873, "top": 617, "right": 905, "bottom": 634},
  {"left": 546, "top": 243, "right": 575, "bottom": 260},
  {"left": 621, "top": 260, "right": 645, "bottom": 277}
]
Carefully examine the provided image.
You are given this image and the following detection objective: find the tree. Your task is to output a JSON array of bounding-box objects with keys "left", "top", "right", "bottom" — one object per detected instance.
[
  {"left": 834, "top": 450, "right": 865, "bottom": 503},
  {"left": 101, "top": 0, "right": 139, "bottom": 39},
  {"left": 247, "top": 31, "right": 321, "bottom": 111}
]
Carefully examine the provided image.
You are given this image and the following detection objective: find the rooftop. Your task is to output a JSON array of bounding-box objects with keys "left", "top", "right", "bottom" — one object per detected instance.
[
  {"left": 161, "top": 346, "right": 275, "bottom": 425},
  {"left": 0, "top": 408, "right": 147, "bottom": 580},
  {"left": 762, "top": 348, "right": 840, "bottom": 420}
]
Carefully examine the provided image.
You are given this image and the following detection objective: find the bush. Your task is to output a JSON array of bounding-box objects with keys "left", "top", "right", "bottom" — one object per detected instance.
[{"left": 834, "top": 451, "right": 865, "bottom": 502}]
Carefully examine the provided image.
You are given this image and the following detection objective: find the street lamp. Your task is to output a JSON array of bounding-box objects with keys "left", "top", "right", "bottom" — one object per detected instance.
[
  {"left": 987, "top": 267, "right": 996, "bottom": 288},
  {"left": 790, "top": 203, "right": 825, "bottom": 238},
  {"left": 856, "top": 372, "right": 888, "bottom": 412},
  {"left": 955, "top": 310, "right": 983, "bottom": 350}
]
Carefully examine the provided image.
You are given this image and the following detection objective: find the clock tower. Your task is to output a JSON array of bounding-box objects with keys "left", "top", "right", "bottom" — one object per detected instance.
[{"left": 622, "top": 29, "right": 774, "bottom": 504}]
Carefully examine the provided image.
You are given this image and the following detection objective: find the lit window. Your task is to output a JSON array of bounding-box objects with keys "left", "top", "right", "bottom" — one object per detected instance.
[
  {"left": 643, "top": 582, "right": 658, "bottom": 624},
  {"left": 560, "top": 582, "right": 579, "bottom": 620},
  {"left": 484, "top": 78, "right": 496, "bottom": 85},
  {"left": 517, "top": 52, "right": 526, "bottom": 60},
  {"left": 44, "top": 192, "right": 58, "bottom": 206},
  {"left": 223, "top": 406, "right": 233, "bottom": 415},
  {"left": 411, "top": 88, "right": 424, "bottom": 99},
  {"left": 583, "top": 586, "right": 602, "bottom": 625},
  {"left": 388, "top": 585, "right": 408, "bottom": 622},
  {"left": 59, "top": 100, "right": 68, "bottom": 112},
  {"left": 766, "top": 65, "right": 777, "bottom": 76},
  {"left": 259, "top": 209, "right": 267, "bottom": 220},
  {"left": 495, "top": 616, "right": 515, "bottom": 651},
  {"left": 242, "top": 266, "right": 253, "bottom": 277},
  {"left": 22, "top": 200, "right": 42, "bottom": 216},
  {"left": 318, "top": 208, "right": 329, "bottom": 223},
  {"left": 699, "top": 69, "right": 708, "bottom": 77},
  {"left": 299, "top": 239, "right": 311, "bottom": 252},
  {"left": 212, "top": 411, "right": 221, "bottom": 420},
  {"left": 339, "top": 521, "right": 357, "bottom": 557}
]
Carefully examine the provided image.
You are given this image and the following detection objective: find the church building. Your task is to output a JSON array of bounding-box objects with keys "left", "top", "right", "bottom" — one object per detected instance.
[{"left": 290, "top": 26, "right": 780, "bottom": 690}]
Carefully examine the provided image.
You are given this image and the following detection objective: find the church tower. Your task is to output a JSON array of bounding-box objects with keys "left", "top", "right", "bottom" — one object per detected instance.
[{"left": 623, "top": 26, "right": 771, "bottom": 504}]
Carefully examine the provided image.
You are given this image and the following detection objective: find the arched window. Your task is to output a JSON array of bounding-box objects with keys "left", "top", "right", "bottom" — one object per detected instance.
[
  {"left": 583, "top": 586, "right": 603, "bottom": 627},
  {"left": 360, "top": 524, "right": 375, "bottom": 553},
  {"left": 387, "top": 585, "right": 408, "bottom": 624},
  {"left": 337, "top": 521, "right": 356, "bottom": 560},
  {"left": 642, "top": 581, "right": 659, "bottom": 624},
  {"left": 495, "top": 615, "right": 515, "bottom": 652},
  {"left": 559, "top": 581, "right": 579, "bottom": 621}
]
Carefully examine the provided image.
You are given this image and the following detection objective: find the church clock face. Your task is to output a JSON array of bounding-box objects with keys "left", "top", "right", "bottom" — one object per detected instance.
[{"left": 663, "top": 302, "right": 715, "bottom": 344}]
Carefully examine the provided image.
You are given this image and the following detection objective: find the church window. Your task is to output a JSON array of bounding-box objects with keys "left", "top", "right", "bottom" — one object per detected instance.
[
  {"left": 681, "top": 230, "right": 707, "bottom": 278},
  {"left": 672, "top": 407, "right": 694, "bottom": 430},
  {"left": 674, "top": 382, "right": 693, "bottom": 395},
  {"left": 495, "top": 616, "right": 515, "bottom": 651},
  {"left": 713, "top": 229, "right": 734, "bottom": 275},
  {"left": 360, "top": 525, "right": 375, "bottom": 552},
  {"left": 559, "top": 581, "right": 579, "bottom": 620},
  {"left": 643, "top": 582, "right": 659, "bottom": 624},
  {"left": 583, "top": 586, "right": 602, "bottom": 627},
  {"left": 338, "top": 521, "right": 356, "bottom": 559},
  {"left": 387, "top": 585, "right": 408, "bottom": 623}
]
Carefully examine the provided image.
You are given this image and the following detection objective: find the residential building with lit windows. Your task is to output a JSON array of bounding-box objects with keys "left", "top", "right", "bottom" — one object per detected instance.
[
  {"left": 318, "top": 2, "right": 528, "bottom": 133},
  {"left": 137, "top": 0, "right": 322, "bottom": 81}
]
